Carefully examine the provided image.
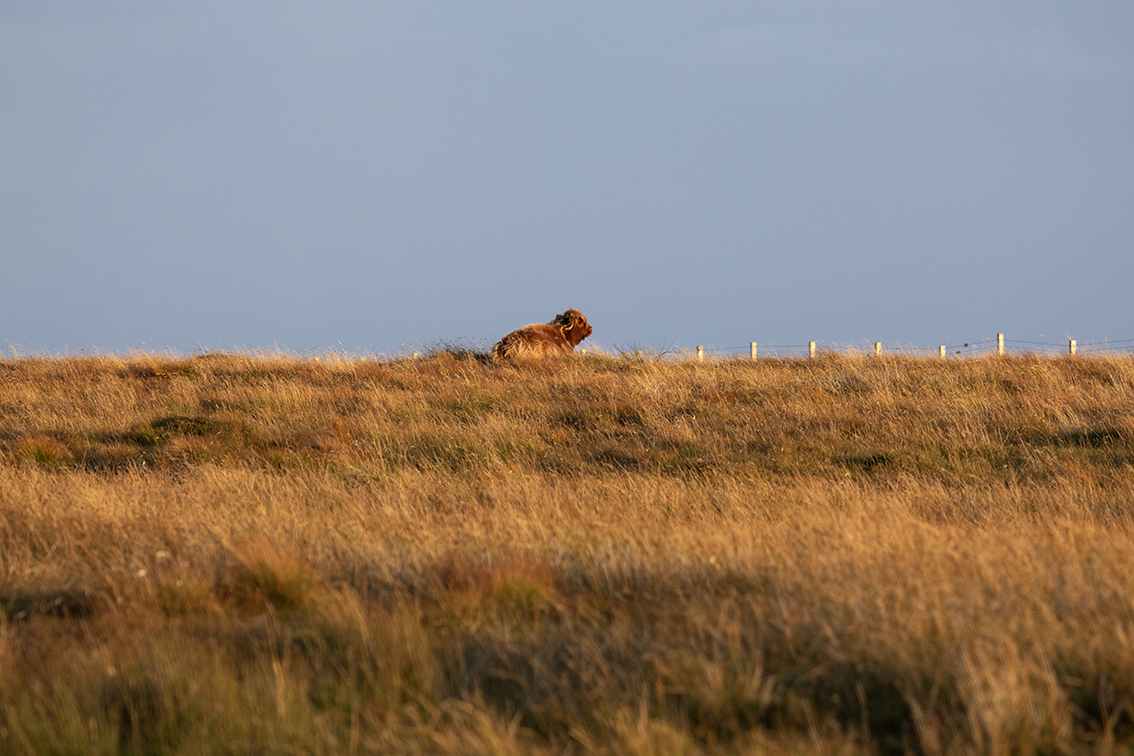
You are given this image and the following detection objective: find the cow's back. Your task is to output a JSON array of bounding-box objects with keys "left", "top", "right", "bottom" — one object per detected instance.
[{"left": 493, "top": 324, "right": 572, "bottom": 359}]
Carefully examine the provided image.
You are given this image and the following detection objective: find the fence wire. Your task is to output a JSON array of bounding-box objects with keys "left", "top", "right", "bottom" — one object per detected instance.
[{"left": 692, "top": 336, "right": 1134, "bottom": 360}]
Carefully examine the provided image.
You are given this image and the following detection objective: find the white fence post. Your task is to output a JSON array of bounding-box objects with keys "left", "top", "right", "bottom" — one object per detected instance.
[
  {"left": 997, "top": 333, "right": 1004, "bottom": 355},
  {"left": 1069, "top": 339, "right": 1076, "bottom": 356},
  {"left": 697, "top": 345, "right": 704, "bottom": 361},
  {"left": 751, "top": 342, "right": 757, "bottom": 360},
  {"left": 809, "top": 342, "right": 816, "bottom": 359},
  {"left": 874, "top": 342, "right": 882, "bottom": 356},
  {"left": 939, "top": 346, "right": 946, "bottom": 358}
]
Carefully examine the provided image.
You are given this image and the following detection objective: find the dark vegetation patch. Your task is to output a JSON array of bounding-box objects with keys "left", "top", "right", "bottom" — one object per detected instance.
[
  {"left": 1056, "top": 423, "right": 1134, "bottom": 449},
  {"left": 425, "top": 338, "right": 494, "bottom": 365},
  {"left": 835, "top": 451, "right": 899, "bottom": 473},
  {"left": 152, "top": 414, "right": 224, "bottom": 438},
  {"left": 13, "top": 435, "right": 72, "bottom": 470},
  {"left": 2, "top": 589, "right": 99, "bottom": 620},
  {"left": 587, "top": 443, "right": 646, "bottom": 472}
]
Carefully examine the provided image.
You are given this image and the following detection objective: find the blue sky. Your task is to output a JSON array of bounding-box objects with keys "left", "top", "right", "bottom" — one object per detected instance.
[{"left": 3, "top": 2, "right": 1132, "bottom": 355}]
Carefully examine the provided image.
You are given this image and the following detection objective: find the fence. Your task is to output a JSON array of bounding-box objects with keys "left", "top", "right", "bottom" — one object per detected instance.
[{"left": 691, "top": 334, "right": 1134, "bottom": 360}]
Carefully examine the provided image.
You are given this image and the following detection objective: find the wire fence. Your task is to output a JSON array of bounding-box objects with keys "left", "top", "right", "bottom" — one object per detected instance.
[{"left": 691, "top": 335, "right": 1134, "bottom": 361}]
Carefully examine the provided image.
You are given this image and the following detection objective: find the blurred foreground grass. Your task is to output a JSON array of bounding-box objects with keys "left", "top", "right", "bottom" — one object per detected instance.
[{"left": 2, "top": 351, "right": 1134, "bottom": 754}]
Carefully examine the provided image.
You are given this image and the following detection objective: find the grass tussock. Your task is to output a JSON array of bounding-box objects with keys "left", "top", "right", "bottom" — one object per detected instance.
[{"left": 2, "top": 351, "right": 1134, "bottom": 754}]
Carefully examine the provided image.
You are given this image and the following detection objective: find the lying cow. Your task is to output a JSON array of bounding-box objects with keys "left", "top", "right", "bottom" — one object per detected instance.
[{"left": 493, "top": 309, "right": 593, "bottom": 359}]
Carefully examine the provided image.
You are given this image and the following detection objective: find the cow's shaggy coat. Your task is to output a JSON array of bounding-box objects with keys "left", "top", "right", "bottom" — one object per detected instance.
[{"left": 493, "top": 309, "right": 593, "bottom": 360}]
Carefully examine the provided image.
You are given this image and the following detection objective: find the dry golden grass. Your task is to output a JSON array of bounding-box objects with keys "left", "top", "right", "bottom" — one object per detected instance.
[{"left": 2, "top": 351, "right": 1134, "bottom": 754}]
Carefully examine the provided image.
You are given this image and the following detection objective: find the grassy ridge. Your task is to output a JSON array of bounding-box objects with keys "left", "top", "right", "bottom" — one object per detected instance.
[{"left": 2, "top": 352, "right": 1134, "bottom": 754}]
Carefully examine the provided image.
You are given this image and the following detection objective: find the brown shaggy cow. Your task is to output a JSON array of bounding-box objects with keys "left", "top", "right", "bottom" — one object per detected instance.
[{"left": 492, "top": 309, "right": 593, "bottom": 360}]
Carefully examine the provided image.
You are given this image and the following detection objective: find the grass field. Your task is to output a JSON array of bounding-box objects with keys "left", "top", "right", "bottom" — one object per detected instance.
[{"left": 2, "top": 350, "right": 1134, "bottom": 755}]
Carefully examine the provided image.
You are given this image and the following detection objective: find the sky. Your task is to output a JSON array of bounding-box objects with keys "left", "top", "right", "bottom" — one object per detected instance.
[{"left": 2, "top": 2, "right": 1133, "bottom": 356}]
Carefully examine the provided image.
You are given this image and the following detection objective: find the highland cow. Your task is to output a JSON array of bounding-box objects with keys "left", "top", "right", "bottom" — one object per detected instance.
[{"left": 493, "top": 309, "right": 593, "bottom": 360}]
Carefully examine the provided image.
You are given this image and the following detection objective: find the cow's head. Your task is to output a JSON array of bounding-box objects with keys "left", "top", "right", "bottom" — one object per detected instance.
[{"left": 552, "top": 309, "right": 593, "bottom": 348}]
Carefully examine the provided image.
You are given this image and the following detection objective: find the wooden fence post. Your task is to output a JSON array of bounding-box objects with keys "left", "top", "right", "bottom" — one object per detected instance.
[
  {"left": 751, "top": 342, "right": 757, "bottom": 360},
  {"left": 1069, "top": 339, "right": 1076, "bottom": 356},
  {"left": 939, "top": 346, "right": 946, "bottom": 358},
  {"left": 809, "top": 342, "right": 816, "bottom": 359},
  {"left": 874, "top": 342, "right": 882, "bottom": 356},
  {"left": 997, "top": 334, "right": 1004, "bottom": 355},
  {"left": 697, "top": 345, "right": 704, "bottom": 361}
]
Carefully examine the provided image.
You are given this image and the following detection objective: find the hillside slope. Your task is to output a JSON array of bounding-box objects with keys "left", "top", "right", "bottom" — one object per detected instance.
[{"left": 2, "top": 353, "right": 1133, "bottom": 754}]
